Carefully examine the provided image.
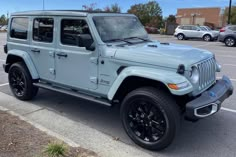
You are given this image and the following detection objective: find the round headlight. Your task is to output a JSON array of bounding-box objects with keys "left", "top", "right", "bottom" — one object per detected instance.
[{"left": 190, "top": 66, "right": 199, "bottom": 84}]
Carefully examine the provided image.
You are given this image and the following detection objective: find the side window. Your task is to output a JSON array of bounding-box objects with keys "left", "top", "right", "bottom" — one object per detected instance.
[
  {"left": 229, "top": 26, "right": 236, "bottom": 31},
  {"left": 191, "top": 26, "right": 198, "bottom": 30},
  {"left": 61, "top": 19, "right": 92, "bottom": 47},
  {"left": 10, "top": 17, "right": 29, "bottom": 40},
  {"left": 33, "top": 18, "right": 54, "bottom": 43},
  {"left": 183, "top": 26, "right": 191, "bottom": 30},
  {"left": 178, "top": 26, "right": 183, "bottom": 29}
]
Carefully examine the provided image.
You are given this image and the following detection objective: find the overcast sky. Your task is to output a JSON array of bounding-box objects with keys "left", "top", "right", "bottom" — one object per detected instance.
[{"left": 0, "top": 0, "right": 233, "bottom": 17}]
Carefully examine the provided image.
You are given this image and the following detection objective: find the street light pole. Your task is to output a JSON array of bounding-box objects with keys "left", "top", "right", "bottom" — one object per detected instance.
[
  {"left": 228, "top": 0, "right": 232, "bottom": 24},
  {"left": 43, "top": 0, "right": 45, "bottom": 10}
]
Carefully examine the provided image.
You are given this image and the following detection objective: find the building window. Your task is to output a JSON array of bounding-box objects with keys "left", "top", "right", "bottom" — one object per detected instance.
[
  {"left": 10, "top": 17, "right": 29, "bottom": 40},
  {"left": 33, "top": 18, "right": 54, "bottom": 43}
]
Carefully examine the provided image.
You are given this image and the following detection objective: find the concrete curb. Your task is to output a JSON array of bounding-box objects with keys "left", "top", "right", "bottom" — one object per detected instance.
[
  {"left": 0, "top": 106, "right": 80, "bottom": 148},
  {"left": 0, "top": 92, "right": 153, "bottom": 157}
]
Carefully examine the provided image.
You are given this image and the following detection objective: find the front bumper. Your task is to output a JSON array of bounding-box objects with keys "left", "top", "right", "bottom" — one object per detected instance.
[{"left": 185, "top": 76, "right": 233, "bottom": 121}]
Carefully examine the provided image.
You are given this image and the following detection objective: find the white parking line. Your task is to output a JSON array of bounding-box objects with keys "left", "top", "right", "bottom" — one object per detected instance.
[
  {"left": 216, "top": 55, "right": 236, "bottom": 58},
  {"left": 0, "top": 59, "right": 6, "bottom": 62},
  {"left": 217, "top": 77, "right": 236, "bottom": 82},
  {"left": 222, "top": 107, "right": 236, "bottom": 114},
  {"left": 195, "top": 43, "right": 212, "bottom": 47},
  {"left": 0, "top": 83, "right": 9, "bottom": 87},
  {"left": 223, "top": 64, "right": 236, "bottom": 67}
]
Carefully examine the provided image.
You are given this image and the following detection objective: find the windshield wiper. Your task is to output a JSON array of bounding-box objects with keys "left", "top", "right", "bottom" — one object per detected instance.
[
  {"left": 124, "top": 37, "right": 151, "bottom": 42},
  {"left": 104, "top": 39, "right": 133, "bottom": 44}
]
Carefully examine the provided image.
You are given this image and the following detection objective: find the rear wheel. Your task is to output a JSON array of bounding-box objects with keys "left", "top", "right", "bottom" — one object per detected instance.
[
  {"left": 225, "top": 37, "right": 235, "bottom": 47},
  {"left": 120, "top": 87, "right": 180, "bottom": 150},
  {"left": 177, "top": 34, "right": 184, "bottom": 40},
  {"left": 203, "top": 34, "right": 212, "bottom": 41},
  {"left": 8, "top": 62, "right": 38, "bottom": 100}
]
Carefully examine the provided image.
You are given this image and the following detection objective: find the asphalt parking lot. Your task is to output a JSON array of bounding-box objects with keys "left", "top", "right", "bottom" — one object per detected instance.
[{"left": 0, "top": 32, "right": 236, "bottom": 157}]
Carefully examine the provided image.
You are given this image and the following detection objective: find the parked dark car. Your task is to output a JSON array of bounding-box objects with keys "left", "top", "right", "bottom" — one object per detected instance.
[{"left": 219, "top": 25, "right": 236, "bottom": 47}]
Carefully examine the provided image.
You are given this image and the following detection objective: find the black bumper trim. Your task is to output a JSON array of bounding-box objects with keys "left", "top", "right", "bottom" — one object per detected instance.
[
  {"left": 3, "top": 63, "right": 10, "bottom": 73},
  {"left": 185, "top": 76, "right": 234, "bottom": 121}
]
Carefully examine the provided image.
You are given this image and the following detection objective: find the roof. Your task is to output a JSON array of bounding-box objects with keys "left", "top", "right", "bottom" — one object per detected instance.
[{"left": 11, "top": 10, "right": 128, "bottom": 17}]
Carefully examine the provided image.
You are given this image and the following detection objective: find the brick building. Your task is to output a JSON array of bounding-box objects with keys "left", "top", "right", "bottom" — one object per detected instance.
[{"left": 176, "top": 7, "right": 226, "bottom": 28}]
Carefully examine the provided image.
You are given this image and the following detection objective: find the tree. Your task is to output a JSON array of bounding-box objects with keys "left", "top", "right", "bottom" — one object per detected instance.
[
  {"left": 224, "top": 6, "right": 236, "bottom": 24},
  {"left": 166, "top": 14, "right": 176, "bottom": 23},
  {"left": 127, "top": 1, "right": 163, "bottom": 28},
  {"left": 0, "top": 14, "right": 7, "bottom": 25},
  {"left": 82, "top": 3, "right": 98, "bottom": 11},
  {"left": 104, "top": 3, "right": 121, "bottom": 13}
]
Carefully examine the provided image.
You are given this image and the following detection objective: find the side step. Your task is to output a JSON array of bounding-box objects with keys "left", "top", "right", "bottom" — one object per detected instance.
[{"left": 33, "top": 82, "right": 111, "bottom": 107}]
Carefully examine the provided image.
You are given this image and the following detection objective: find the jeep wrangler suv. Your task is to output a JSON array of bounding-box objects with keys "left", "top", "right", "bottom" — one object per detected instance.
[{"left": 3, "top": 11, "right": 234, "bottom": 150}]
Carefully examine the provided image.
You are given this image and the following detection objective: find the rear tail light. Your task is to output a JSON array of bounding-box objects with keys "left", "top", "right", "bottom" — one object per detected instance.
[{"left": 220, "top": 27, "right": 226, "bottom": 32}]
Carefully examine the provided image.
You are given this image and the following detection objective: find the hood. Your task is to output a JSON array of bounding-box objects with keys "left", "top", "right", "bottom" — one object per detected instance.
[{"left": 114, "top": 41, "right": 213, "bottom": 69}]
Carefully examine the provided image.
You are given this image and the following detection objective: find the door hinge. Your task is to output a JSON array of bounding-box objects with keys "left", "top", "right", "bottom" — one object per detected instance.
[
  {"left": 90, "top": 57, "right": 98, "bottom": 65},
  {"left": 90, "top": 77, "right": 98, "bottom": 84},
  {"left": 49, "top": 68, "right": 56, "bottom": 75}
]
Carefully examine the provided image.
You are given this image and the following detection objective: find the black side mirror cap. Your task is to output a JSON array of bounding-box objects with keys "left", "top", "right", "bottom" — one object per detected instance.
[{"left": 78, "top": 34, "right": 95, "bottom": 51}]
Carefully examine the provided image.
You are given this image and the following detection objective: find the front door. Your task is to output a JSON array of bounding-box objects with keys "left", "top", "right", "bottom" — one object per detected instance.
[
  {"left": 30, "top": 17, "right": 56, "bottom": 81},
  {"left": 55, "top": 18, "right": 98, "bottom": 90}
]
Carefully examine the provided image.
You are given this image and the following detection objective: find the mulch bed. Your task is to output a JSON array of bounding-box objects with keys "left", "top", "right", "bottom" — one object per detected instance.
[{"left": 0, "top": 110, "right": 98, "bottom": 157}]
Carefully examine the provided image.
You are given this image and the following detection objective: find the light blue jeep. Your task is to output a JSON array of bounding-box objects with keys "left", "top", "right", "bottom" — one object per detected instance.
[{"left": 3, "top": 11, "right": 234, "bottom": 150}]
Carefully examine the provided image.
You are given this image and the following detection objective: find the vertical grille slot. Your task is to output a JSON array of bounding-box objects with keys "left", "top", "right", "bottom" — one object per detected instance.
[{"left": 197, "top": 58, "right": 216, "bottom": 90}]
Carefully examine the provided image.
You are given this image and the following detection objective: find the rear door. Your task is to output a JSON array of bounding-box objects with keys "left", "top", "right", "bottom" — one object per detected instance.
[
  {"left": 29, "top": 17, "right": 56, "bottom": 81},
  {"left": 182, "top": 26, "right": 192, "bottom": 37}
]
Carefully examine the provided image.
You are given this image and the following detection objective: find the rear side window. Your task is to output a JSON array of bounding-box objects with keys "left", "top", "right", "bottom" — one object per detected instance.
[
  {"left": 10, "top": 17, "right": 29, "bottom": 40},
  {"left": 183, "top": 26, "right": 191, "bottom": 30},
  {"left": 33, "top": 18, "right": 54, "bottom": 43}
]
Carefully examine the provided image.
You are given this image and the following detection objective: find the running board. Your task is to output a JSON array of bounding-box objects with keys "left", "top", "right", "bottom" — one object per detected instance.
[{"left": 33, "top": 83, "right": 111, "bottom": 107}]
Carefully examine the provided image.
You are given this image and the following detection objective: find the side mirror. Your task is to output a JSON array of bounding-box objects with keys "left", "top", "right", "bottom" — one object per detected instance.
[{"left": 78, "top": 34, "right": 95, "bottom": 51}]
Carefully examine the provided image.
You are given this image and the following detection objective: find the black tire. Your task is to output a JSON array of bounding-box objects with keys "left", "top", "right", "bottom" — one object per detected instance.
[
  {"left": 203, "top": 34, "right": 212, "bottom": 42},
  {"left": 224, "top": 37, "right": 236, "bottom": 47},
  {"left": 8, "top": 62, "right": 38, "bottom": 100},
  {"left": 177, "top": 33, "right": 185, "bottom": 40},
  {"left": 120, "top": 87, "right": 180, "bottom": 151}
]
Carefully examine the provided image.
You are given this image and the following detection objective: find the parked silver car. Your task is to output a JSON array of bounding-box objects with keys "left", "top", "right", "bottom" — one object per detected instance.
[
  {"left": 219, "top": 25, "right": 236, "bottom": 47},
  {"left": 174, "top": 25, "right": 218, "bottom": 41}
]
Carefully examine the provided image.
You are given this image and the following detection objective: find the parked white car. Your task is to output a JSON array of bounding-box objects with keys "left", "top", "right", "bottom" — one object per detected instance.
[
  {"left": 174, "top": 25, "right": 219, "bottom": 41},
  {"left": 0, "top": 25, "right": 8, "bottom": 31}
]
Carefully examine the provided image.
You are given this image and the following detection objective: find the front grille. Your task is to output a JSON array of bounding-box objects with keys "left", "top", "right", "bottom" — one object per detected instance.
[{"left": 197, "top": 57, "right": 216, "bottom": 90}]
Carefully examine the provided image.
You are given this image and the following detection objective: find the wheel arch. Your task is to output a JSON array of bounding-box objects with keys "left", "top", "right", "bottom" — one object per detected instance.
[
  {"left": 108, "top": 66, "right": 193, "bottom": 101},
  {"left": 224, "top": 35, "right": 236, "bottom": 41},
  {"left": 5, "top": 50, "right": 39, "bottom": 79}
]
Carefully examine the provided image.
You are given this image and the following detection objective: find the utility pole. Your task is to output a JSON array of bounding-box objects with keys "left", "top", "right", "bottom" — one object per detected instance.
[
  {"left": 228, "top": 0, "right": 232, "bottom": 24},
  {"left": 43, "top": 0, "right": 45, "bottom": 10}
]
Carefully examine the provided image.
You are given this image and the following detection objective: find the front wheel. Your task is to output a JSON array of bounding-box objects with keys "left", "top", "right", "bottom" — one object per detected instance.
[
  {"left": 120, "top": 87, "right": 180, "bottom": 150},
  {"left": 8, "top": 62, "right": 38, "bottom": 100},
  {"left": 203, "top": 34, "right": 212, "bottom": 41}
]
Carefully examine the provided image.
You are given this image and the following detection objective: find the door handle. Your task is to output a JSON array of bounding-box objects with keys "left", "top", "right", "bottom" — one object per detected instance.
[
  {"left": 31, "top": 49, "right": 40, "bottom": 53},
  {"left": 56, "top": 53, "right": 68, "bottom": 58}
]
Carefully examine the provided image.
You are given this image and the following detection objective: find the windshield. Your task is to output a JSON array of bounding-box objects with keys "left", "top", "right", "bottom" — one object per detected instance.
[
  {"left": 200, "top": 26, "right": 207, "bottom": 31},
  {"left": 93, "top": 16, "right": 148, "bottom": 42},
  {"left": 205, "top": 26, "right": 212, "bottom": 31}
]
